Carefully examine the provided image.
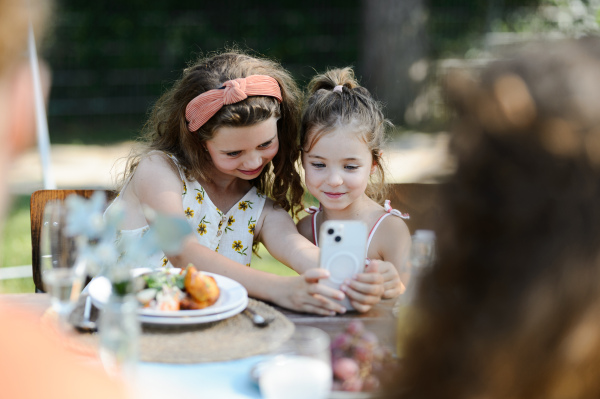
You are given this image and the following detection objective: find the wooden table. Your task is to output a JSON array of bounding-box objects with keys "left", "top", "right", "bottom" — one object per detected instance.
[{"left": 1, "top": 293, "right": 398, "bottom": 349}]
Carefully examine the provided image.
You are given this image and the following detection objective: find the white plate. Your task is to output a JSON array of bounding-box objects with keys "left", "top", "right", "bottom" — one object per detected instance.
[
  {"left": 139, "top": 296, "right": 248, "bottom": 325},
  {"left": 88, "top": 268, "right": 248, "bottom": 318}
]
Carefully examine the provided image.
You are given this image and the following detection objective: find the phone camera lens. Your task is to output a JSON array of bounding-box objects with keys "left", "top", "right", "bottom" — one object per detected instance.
[
  {"left": 327, "top": 228, "right": 334, "bottom": 235},
  {"left": 335, "top": 236, "right": 342, "bottom": 242}
]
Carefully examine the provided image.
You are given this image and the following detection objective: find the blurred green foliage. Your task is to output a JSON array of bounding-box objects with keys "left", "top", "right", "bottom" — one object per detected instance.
[
  {"left": 497, "top": 0, "right": 600, "bottom": 36},
  {"left": 48, "top": 0, "right": 360, "bottom": 72},
  {"left": 44, "top": 0, "right": 361, "bottom": 143},
  {"left": 428, "top": 0, "right": 542, "bottom": 58}
]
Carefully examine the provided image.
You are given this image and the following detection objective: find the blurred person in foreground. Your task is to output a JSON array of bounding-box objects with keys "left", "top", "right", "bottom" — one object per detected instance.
[
  {"left": 384, "top": 36, "right": 600, "bottom": 399},
  {"left": 0, "top": 0, "right": 127, "bottom": 397}
]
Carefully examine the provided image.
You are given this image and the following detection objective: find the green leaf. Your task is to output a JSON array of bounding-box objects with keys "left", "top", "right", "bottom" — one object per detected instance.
[{"left": 175, "top": 274, "right": 185, "bottom": 290}]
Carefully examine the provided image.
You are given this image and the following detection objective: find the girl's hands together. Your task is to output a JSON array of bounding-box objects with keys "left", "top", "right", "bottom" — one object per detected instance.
[
  {"left": 340, "top": 261, "right": 385, "bottom": 313},
  {"left": 270, "top": 264, "right": 389, "bottom": 315},
  {"left": 370, "top": 259, "right": 404, "bottom": 299},
  {"left": 274, "top": 269, "right": 347, "bottom": 316}
]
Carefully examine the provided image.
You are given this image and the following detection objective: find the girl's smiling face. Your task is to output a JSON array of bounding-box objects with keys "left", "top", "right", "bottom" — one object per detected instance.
[
  {"left": 206, "top": 117, "right": 279, "bottom": 181},
  {"left": 302, "top": 127, "right": 374, "bottom": 211}
]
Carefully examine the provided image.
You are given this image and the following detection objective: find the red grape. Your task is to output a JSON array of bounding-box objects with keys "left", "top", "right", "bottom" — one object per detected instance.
[
  {"left": 330, "top": 332, "right": 353, "bottom": 351},
  {"left": 361, "top": 330, "right": 378, "bottom": 346},
  {"left": 342, "top": 377, "right": 364, "bottom": 392},
  {"left": 333, "top": 357, "right": 360, "bottom": 381},
  {"left": 330, "top": 319, "right": 396, "bottom": 394},
  {"left": 354, "top": 344, "right": 373, "bottom": 363},
  {"left": 346, "top": 320, "right": 364, "bottom": 336}
]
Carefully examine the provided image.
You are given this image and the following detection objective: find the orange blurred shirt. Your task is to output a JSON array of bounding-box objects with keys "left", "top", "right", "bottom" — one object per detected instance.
[{"left": 0, "top": 302, "right": 128, "bottom": 399}]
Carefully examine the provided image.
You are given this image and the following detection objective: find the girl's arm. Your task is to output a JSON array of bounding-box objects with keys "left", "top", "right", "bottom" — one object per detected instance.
[
  {"left": 260, "top": 203, "right": 385, "bottom": 313},
  {"left": 257, "top": 204, "right": 320, "bottom": 275},
  {"left": 172, "top": 240, "right": 347, "bottom": 315},
  {"left": 127, "top": 153, "right": 345, "bottom": 315}
]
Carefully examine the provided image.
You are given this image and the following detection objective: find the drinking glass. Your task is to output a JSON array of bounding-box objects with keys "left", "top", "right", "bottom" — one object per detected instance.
[
  {"left": 98, "top": 293, "right": 140, "bottom": 380},
  {"left": 394, "top": 230, "right": 436, "bottom": 357},
  {"left": 259, "top": 326, "right": 332, "bottom": 399},
  {"left": 394, "top": 229, "right": 436, "bottom": 316},
  {"left": 40, "top": 201, "right": 85, "bottom": 322}
]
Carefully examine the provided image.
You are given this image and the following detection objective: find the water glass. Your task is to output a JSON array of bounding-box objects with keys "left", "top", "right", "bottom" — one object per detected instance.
[
  {"left": 395, "top": 229, "right": 436, "bottom": 315},
  {"left": 408, "top": 229, "right": 436, "bottom": 269},
  {"left": 98, "top": 293, "right": 140, "bottom": 380},
  {"left": 259, "top": 326, "right": 332, "bottom": 399},
  {"left": 40, "top": 201, "right": 85, "bottom": 320},
  {"left": 394, "top": 230, "right": 436, "bottom": 357}
]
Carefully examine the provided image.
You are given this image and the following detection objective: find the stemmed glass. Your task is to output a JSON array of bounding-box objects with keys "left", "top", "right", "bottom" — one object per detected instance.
[
  {"left": 259, "top": 326, "right": 332, "bottom": 399},
  {"left": 40, "top": 200, "right": 85, "bottom": 326}
]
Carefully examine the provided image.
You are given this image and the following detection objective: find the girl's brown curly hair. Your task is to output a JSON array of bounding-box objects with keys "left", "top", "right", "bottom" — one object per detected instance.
[{"left": 121, "top": 49, "right": 304, "bottom": 216}]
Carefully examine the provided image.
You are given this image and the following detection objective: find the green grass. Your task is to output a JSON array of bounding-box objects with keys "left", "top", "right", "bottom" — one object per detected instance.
[
  {"left": 0, "top": 195, "right": 35, "bottom": 293},
  {"left": 1, "top": 195, "right": 32, "bottom": 266},
  {"left": 251, "top": 245, "right": 299, "bottom": 277},
  {"left": 0, "top": 194, "right": 297, "bottom": 293},
  {"left": 0, "top": 277, "right": 35, "bottom": 293}
]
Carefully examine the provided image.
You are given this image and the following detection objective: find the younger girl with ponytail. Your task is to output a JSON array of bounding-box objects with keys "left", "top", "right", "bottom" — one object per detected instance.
[{"left": 297, "top": 67, "right": 411, "bottom": 299}]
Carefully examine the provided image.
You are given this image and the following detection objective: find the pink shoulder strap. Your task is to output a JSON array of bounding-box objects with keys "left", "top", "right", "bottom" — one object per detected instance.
[
  {"left": 383, "top": 199, "right": 410, "bottom": 219},
  {"left": 304, "top": 206, "right": 321, "bottom": 246},
  {"left": 366, "top": 200, "right": 410, "bottom": 252}
]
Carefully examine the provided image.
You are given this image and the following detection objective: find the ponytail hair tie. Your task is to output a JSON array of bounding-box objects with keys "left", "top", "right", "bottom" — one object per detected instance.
[
  {"left": 185, "top": 75, "right": 283, "bottom": 132},
  {"left": 333, "top": 85, "right": 344, "bottom": 93}
]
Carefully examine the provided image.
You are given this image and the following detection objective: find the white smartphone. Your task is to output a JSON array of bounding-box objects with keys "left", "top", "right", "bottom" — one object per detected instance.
[{"left": 318, "top": 220, "right": 368, "bottom": 311}]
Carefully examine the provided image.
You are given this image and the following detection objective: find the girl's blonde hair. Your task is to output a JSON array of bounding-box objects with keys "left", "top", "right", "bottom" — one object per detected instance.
[
  {"left": 122, "top": 50, "right": 304, "bottom": 215},
  {"left": 300, "top": 67, "right": 391, "bottom": 204}
]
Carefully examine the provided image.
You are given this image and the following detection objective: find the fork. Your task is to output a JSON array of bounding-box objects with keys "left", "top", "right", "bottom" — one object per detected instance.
[{"left": 243, "top": 306, "right": 275, "bottom": 327}]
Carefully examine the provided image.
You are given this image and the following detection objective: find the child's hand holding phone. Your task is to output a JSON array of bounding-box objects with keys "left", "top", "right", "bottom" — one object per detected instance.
[{"left": 341, "top": 260, "right": 384, "bottom": 313}]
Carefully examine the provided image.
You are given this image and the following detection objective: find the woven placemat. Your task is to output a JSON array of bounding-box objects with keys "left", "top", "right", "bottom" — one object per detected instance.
[{"left": 44, "top": 296, "right": 295, "bottom": 364}]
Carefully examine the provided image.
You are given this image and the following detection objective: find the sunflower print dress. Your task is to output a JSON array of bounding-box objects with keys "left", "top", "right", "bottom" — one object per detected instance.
[{"left": 107, "top": 152, "right": 266, "bottom": 268}]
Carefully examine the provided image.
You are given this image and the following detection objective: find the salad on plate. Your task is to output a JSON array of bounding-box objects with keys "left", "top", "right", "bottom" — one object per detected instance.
[{"left": 135, "top": 264, "right": 220, "bottom": 312}]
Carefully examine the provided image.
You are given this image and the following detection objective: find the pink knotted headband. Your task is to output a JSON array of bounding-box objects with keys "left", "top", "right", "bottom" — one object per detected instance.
[{"left": 185, "top": 75, "right": 283, "bottom": 132}]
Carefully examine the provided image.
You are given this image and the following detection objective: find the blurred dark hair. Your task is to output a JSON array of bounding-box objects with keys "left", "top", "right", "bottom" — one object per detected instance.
[
  {"left": 122, "top": 50, "right": 304, "bottom": 215},
  {"left": 300, "top": 67, "right": 391, "bottom": 204},
  {"left": 385, "top": 36, "right": 600, "bottom": 399}
]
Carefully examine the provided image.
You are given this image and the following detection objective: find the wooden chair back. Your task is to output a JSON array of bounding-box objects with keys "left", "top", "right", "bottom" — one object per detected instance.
[
  {"left": 387, "top": 183, "right": 443, "bottom": 235},
  {"left": 30, "top": 189, "right": 116, "bottom": 293}
]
